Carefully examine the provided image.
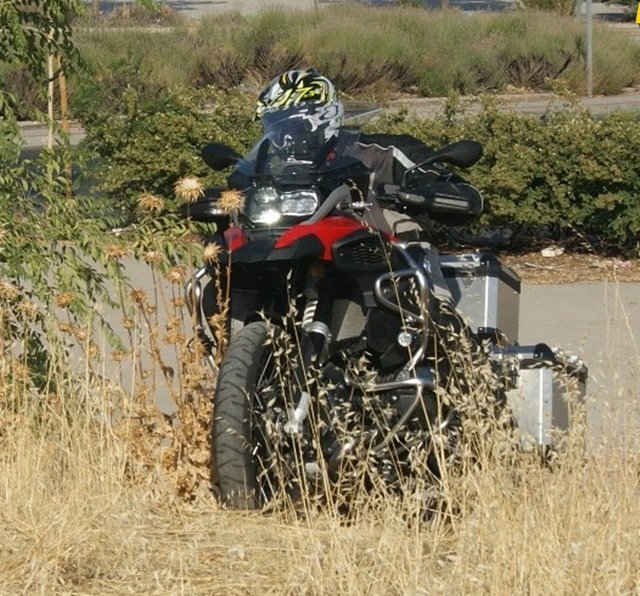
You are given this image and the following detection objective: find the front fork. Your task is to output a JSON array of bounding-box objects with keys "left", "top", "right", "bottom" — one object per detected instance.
[
  {"left": 184, "top": 266, "right": 217, "bottom": 372},
  {"left": 283, "top": 274, "right": 332, "bottom": 436}
]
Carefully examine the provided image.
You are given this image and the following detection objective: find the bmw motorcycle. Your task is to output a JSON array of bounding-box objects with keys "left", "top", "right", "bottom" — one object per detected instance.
[{"left": 181, "top": 105, "right": 586, "bottom": 509}]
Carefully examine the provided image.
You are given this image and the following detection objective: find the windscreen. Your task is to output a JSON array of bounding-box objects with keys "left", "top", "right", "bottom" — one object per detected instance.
[{"left": 235, "top": 103, "right": 348, "bottom": 182}]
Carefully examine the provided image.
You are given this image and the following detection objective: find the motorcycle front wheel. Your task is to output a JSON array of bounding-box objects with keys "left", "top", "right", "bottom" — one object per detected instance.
[{"left": 210, "top": 321, "right": 304, "bottom": 509}]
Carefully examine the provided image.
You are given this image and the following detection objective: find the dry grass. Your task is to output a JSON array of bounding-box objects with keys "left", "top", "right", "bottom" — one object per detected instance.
[
  {"left": 1, "top": 393, "right": 639, "bottom": 593},
  {"left": 1, "top": 254, "right": 639, "bottom": 593}
]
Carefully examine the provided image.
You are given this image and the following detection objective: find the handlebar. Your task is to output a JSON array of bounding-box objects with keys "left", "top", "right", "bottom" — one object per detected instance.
[{"left": 378, "top": 180, "right": 484, "bottom": 222}]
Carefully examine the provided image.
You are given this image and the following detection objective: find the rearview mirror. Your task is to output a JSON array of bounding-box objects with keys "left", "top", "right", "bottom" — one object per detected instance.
[
  {"left": 402, "top": 140, "right": 483, "bottom": 186},
  {"left": 201, "top": 143, "right": 242, "bottom": 171}
]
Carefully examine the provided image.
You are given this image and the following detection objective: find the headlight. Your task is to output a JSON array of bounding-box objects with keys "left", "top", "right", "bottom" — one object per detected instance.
[
  {"left": 248, "top": 186, "right": 319, "bottom": 224},
  {"left": 279, "top": 190, "right": 318, "bottom": 216},
  {"left": 254, "top": 186, "right": 279, "bottom": 205}
]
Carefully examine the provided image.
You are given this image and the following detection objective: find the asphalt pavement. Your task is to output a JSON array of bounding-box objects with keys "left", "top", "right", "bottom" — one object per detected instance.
[
  {"left": 90, "top": 0, "right": 634, "bottom": 18},
  {"left": 105, "top": 259, "right": 640, "bottom": 444},
  {"left": 92, "top": 0, "right": 513, "bottom": 18},
  {"left": 389, "top": 89, "right": 640, "bottom": 120},
  {"left": 519, "top": 282, "right": 640, "bottom": 443}
]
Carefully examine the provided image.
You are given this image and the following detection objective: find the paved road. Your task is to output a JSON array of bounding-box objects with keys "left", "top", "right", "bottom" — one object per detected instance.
[
  {"left": 92, "top": 0, "right": 513, "bottom": 18},
  {"left": 389, "top": 90, "right": 640, "bottom": 119},
  {"left": 90, "top": 0, "right": 635, "bottom": 18},
  {"left": 107, "top": 259, "right": 639, "bottom": 444},
  {"left": 519, "top": 282, "right": 639, "bottom": 443}
]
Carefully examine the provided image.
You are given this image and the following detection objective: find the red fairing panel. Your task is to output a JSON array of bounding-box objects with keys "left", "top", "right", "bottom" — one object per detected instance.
[{"left": 274, "top": 216, "right": 367, "bottom": 261}]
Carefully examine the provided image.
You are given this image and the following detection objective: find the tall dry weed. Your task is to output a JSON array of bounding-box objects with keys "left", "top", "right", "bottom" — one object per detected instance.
[{"left": 1, "top": 214, "right": 639, "bottom": 591}]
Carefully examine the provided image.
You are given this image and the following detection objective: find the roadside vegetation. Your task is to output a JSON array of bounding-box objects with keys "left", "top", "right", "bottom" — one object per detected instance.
[
  {"left": 70, "top": 7, "right": 640, "bottom": 97},
  {"left": 3, "top": 5, "right": 640, "bottom": 120},
  {"left": 2, "top": 2, "right": 640, "bottom": 592}
]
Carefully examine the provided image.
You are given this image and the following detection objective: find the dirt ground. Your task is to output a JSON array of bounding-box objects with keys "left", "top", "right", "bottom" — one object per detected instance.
[{"left": 499, "top": 251, "right": 640, "bottom": 284}]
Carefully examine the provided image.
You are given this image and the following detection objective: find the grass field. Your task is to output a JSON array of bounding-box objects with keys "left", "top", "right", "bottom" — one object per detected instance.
[
  {"left": 1, "top": 383, "right": 638, "bottom": 593},
  {"left": 4, "top": 4, "right": 639, "bottom": 121},
  {"left": 2, "top": 266, "right": 639, "bottom": 593}
]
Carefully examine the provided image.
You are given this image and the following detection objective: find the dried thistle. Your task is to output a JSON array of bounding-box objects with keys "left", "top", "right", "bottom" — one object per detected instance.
[
  {"left": 174, "top": 177, "right": 204, "bottom": 204},
  {"left": 172, "top": 297, "right": 186, "bottom": 308},
  {"left": 142, "top": 250, "right": 162, "bottom": 265},
  {"left": 218, "top": 189, "right": 245, "bottom": 213},
  {"left": 55, "top": 292, "right": 76, "bottom": 308},
  {"left": 104, "top": 244, "right": 129, "bottom": 260},
  {"left": 203, "top": 242, "right": 222, "bottom": 264},
  {"left": 137, "top": 192, "right": 165, "bottom": 214},
  {"left": 130, "top": 289, "right": 147, "bottom": 305},
  {"left": 164, "top": 266, "right": 186, "bottom": 285}
]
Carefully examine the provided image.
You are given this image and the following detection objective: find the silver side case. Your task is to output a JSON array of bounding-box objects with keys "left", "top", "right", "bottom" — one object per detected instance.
[
  {"left": 493, "top": 344, "right": 588, "bottom": 447},
  {"left": 440, "top": 252, "right": 521, "bottom": 343}
]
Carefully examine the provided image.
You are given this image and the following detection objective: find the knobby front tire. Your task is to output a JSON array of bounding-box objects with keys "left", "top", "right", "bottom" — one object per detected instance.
[{"left": 210, "top": 321, "right": 286, "bottom": 510}]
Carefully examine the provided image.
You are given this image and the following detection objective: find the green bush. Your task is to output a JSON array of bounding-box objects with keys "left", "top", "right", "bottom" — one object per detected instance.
[
  {"left": 78, "top": 86, "right": 259, "bottom": 220},
  {"left": 371, "top": 100, "right": 640, "bottom": 254},
  {"left": 79, "top": 82, "right": 640, "bottom": 254},
  {"left": 0, "top": 118, "right": 121, "bottom": 388}
]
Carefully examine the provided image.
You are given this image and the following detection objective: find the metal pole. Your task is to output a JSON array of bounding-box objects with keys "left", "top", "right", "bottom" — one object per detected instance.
[{"left": 586, "top": 0, "right": 593, "bottom": 98}]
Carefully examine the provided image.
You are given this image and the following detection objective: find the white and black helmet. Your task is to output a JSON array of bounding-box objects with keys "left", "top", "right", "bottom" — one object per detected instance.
[{"left": 255, "top": 69, "right": 344, "bottom": 138}]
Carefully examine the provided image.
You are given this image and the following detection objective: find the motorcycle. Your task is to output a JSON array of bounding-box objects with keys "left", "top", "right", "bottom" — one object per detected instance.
[{"left": 181, "top": 105, "right": 587, "bottom": 510}]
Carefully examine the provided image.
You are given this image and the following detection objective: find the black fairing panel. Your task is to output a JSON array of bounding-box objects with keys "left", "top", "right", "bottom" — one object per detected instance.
[
  {"left": 231, "top": 238, "right": 276, "bottom": 263},
  {"left": 230, "top": 235, "right": 324, "bottom": 263},
  {"left": 266, "top": 235, "right": 324, "bottom": 261}
]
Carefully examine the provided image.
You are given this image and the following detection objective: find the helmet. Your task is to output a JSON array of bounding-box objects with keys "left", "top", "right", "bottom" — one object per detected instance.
[{"left": 255, "top": 69, "right": 342, "bottom": 126}]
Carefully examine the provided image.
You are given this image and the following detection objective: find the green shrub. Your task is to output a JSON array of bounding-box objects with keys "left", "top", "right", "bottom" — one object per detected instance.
[
  {"left": 371, "top": 101, "right": 640, "bottom": 254},
  {"left": 79, "top": 80, "right": 640, "bottom": 254},
  {"left": 78, "top": 86, "right": 258, "bottom": 220},
  {"left": 0, "top": 118, "right": 122, "bottom": 388}
]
